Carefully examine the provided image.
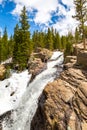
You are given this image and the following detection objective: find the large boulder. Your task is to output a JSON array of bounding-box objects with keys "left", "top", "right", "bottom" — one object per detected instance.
[
  {"left": 28, "top": 58, "right": 46, "bottom": 81},
  {"left": 31, "top": 67, "right": 87, "bottom": 130},
  {"left": 77, "top": 50, "right": 87, "bottom": 69},
  {"left": 64, "top": 56, "right": 77, "bottom": 64},
  {"left": 28, "top": 48, "right": 52, "bottom": 81},
  {"left": 0, "top": 65, "right": 6, "bottom": 80},
  {"left": 64, "top": 56, "right": 77, "bottom": 69},
  {"left": 33, "top": 47, "right": 53, "bottom": 62}
]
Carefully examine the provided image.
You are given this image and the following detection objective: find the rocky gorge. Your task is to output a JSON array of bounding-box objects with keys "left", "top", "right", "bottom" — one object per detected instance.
[
  {"left": 0, "top": 49, "right": 63, "bottom": 130},
  {"left": 0, "top": 47, "right": 87, "bottom": 130},
  {"left": 31, "top": 50, "right": 87, "bottom": 130}
]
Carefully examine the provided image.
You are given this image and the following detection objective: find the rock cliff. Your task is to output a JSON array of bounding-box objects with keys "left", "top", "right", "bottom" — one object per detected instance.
[{"left": 31, "top": 56, "right": 87, "bottom": 130}]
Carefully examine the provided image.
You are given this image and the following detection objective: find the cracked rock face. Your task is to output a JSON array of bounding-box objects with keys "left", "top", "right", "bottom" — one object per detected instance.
[{"left": 31, "top": 67, "right": 87, "bottom": 130}]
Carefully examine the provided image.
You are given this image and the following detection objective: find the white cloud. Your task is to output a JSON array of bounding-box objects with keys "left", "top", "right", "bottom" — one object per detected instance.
[
  {"left": 11, "top": 0, "right": 77, "bottom": 35},
  {"left": 62, "top": 0, "right": 74, "bottom": 7},
  {"left": 11, "top": 0, "right": 58, "bottom": 24},
  {"left": 0, "top": 0, "right": 4, "bottom": 4},
  {"left": 12, "top": 3, "right": 23, "bottom": 15},
  {"left": 52, "top": 2, "right": 78, "bottom": 36},
  {"left": 0, "top": 0, "right": 3, "bottom": 4}
]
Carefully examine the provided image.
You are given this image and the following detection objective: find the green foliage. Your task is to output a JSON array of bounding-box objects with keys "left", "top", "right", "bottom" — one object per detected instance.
[
  {"left": 75, "top": 27, "right": 79, "bottom": 43},
  {"left": 2, "top": 27, "right": 8, "bottom": 60},
  {"left": 65, "top": 41, "right": 73, "bottom": 56},
  {"left": 0, "top": 27, "right": 12, "bottom": 63},
  {"left": 73, "top": 0, "right": 87, "bottom": 49},
  {"left": 61, "top": 36, "right": 66, "bottom": 50},
  {"left": 64, "top": 32, "right": 74, "bottom": 56},
  {"left": 46, "top": 28, "right": 53, "bottom": 50},
  {"left": 5, "top": 66, "right": 11, "bottom": 79},
  {"left": 0, "top": 6, "right": 77, "bottom": 66},
  {"left": 13, "top": 6, "right": 32, "bottom": 70},
  {"left": 32, "top": 30, "right": 45, "bottom": 49},
  {"left": 8, "top": 35, "right": 14, "bottom": 58},
  {"left": 85, "top": 26, "right": 87, "bottom": 38},
  {"left": 53, "top": 31, "right": 61, "bottom": 50},
  {"left": 32, "top": 27, "right": 74, "bottom": 57}
]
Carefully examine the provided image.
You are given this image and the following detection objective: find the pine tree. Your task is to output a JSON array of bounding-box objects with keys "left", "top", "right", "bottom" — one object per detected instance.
[
  {"left": 2, "top": 27, "right": 8, "bottom": 60},
  {"left": 46, "top": 28, "right": 53, "bottom": 50},
  {"left": 65, "top": 32, "right": 74, "bottom": 56},
  {"left": 19, "top": 6, "right": 31, "bottom": 56},
  {"left": 53, "top": 31, "right": 61, "bottom": 50},
  {"left": 32, "top": 30, "right": 39, "bottom": 49},
  {"left": 75, "top": 27, "right": 79, "bottom": 46},
  {"left": 51, "top": 27, "right": 55, "bottom": 49},
  {"left": 39, "top": 32, "right": 44, "bottom": 48},
  {"left": 73, "top": 0, "right": 87, "bottom": 49},
  {"left": 61, "top": 36, "right": 66, "bottom": 50},
  {"left": 13, "top": 6, "right": 32, "bottom": 70},
  {"left": 85, "top": 26, "right": 87, "bottom": 38},
  {"left": 13, "top": 24, "right": 20, "bottom": 65},
  {"left": 8, "top": 35, "right": 14, "bottom": 58},
  {"left": 0, "top": 32, "right": 2, "bottom": 63}
]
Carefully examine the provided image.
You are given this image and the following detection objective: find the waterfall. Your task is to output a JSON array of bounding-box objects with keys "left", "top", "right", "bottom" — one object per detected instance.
[{"left": 1, "top": 51, "right": 64, "bottom": 130}]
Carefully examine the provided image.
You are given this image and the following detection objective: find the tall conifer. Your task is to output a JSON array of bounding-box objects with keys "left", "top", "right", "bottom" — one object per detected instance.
[
  {"left": 13, "top": 6, "right": 31, "bottom": 70},
  {"left": 73, "top": 0, "right": 87, "bottom": 49}
]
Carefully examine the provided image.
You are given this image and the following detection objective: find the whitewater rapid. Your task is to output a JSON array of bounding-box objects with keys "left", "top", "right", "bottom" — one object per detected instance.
[{"left": 0, "top": 51, "right": 64, "bottom": 130}]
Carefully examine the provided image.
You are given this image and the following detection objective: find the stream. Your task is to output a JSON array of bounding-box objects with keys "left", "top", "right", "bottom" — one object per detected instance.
[{"left": 1, "top": 51, "right": 64, "bottom": 130}]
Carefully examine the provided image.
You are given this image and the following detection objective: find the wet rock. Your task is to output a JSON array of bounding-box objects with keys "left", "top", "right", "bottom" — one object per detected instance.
[
  {"left": 0, "top": 111, "right": 12, "bottom": 130},
  {"left": 31, "top": 66, "right": 87, "bottom": 130}
]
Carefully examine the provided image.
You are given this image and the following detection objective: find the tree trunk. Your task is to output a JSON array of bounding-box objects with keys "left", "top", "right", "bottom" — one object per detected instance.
[
  {"left": 83, "top": 36, "right": 86, "bottom": 50},
  {"left": 82, "top": 21, "right": 86, "bottom": 50}
]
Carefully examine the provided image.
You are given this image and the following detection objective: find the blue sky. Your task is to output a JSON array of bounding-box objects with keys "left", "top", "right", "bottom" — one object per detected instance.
[{"left": 0, "top": 0, "right": 77, "bottom": 37}]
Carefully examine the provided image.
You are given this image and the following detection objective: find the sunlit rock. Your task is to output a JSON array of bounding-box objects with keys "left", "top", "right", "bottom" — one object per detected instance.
[{"left": 0, "top": 65, "right": 6, "bottom": 80}]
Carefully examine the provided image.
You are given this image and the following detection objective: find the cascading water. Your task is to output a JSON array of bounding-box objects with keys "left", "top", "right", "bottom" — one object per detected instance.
[{"left": 1, "top": 51, "right": 64, "bottom": 130}]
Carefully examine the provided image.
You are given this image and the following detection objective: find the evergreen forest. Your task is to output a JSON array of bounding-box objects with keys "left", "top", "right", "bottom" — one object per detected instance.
[{"left": 0, "top": 3, "right": 87, "bottom": 70}]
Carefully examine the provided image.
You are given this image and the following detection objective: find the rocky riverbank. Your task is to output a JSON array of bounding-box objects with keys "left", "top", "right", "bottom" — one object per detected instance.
[{"left": 31, "top": 52, "right": 87, "bottom": 130}]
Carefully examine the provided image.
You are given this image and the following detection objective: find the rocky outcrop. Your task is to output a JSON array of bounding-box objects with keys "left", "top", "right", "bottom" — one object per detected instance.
[
  {"left": 28, "top": 48, "right": 52, "bottom": 81},
  {"left": 0, "top": 111, "right": 12, "bottom": 130},
  {"left": 64, "top": 56, "right": 77, "bottom": 69},
  {"left": 64, "top": 56, "right": 77, "bottom": 64},
  {"left": 28, "top": 58, "right": 46, "bottom": 82},
  {"left": 31, "top": 65, "right": 87, "bottom": 130},
  {"left": 0, "top": 65, "right": 6, "bottom": 80},
  {"left": 34, "top": 47, "right": 53, "bottom": 62},
  {"left": 77, "top": 50, "right": 87, "bottom": 69}
]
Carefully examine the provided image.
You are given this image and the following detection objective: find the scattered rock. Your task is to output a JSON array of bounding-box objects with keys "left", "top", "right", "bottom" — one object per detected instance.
[{"left": 10, "top": 91, "right": 15, "bottom": 96}]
